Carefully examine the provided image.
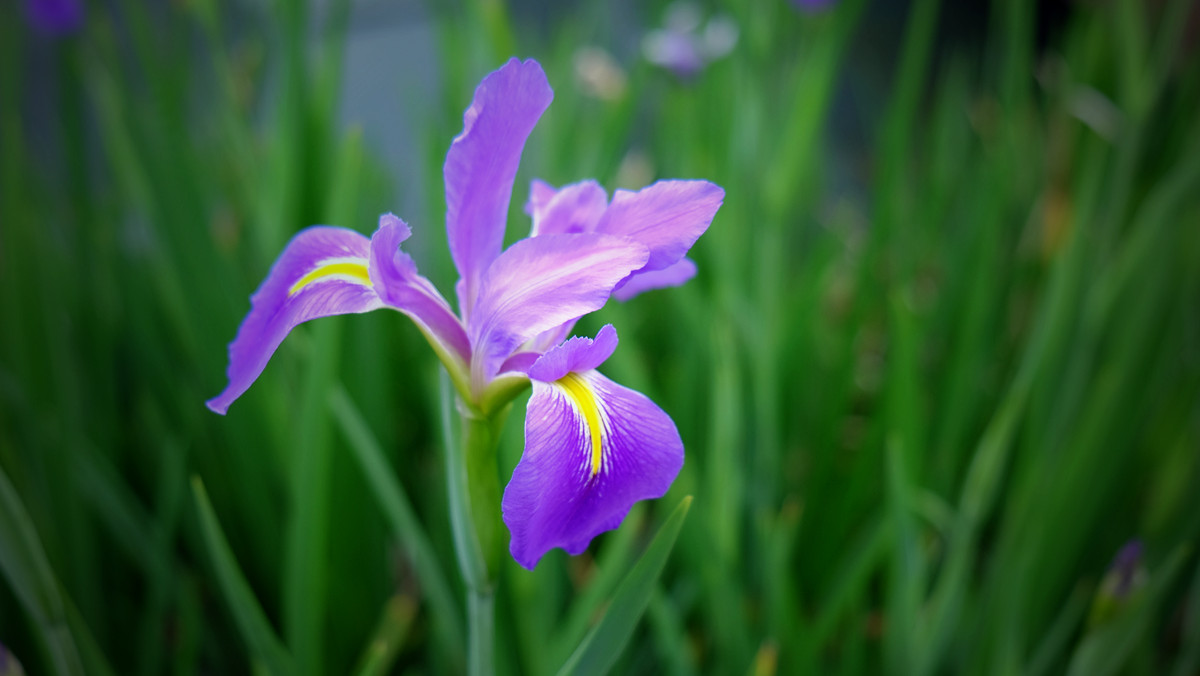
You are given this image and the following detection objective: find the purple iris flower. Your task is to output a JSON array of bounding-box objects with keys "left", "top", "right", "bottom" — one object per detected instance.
[{"left": 207, "top": 58, "right": 723, "bottom": 569}]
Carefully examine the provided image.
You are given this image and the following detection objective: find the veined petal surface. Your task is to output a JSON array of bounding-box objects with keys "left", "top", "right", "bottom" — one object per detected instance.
[
  {"left": 594, "top": 179, "right": 724, "bottom": 272},
  {"left": 503, "top": 332, "right": 683, "bottom": 569},
  {"left": 369, "top": 214, "right": 469, "bottom": 362},
  {"left": 612, "top": 257, "right": 698, "bottom": 302},
  {"left": 526, "top": 179, "right": 608, "bottom": 236},
  {"left": 467, "top": 234, "right": 648, "bottom": 388},
  {"left": 207, "top": 227, "right": 382, "bottom": 414},
  {"left": 445, "top": 57, "right": 554, "bottom": 318}
]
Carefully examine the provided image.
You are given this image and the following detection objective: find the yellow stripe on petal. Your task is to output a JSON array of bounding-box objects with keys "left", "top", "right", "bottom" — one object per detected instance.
[
  {"left": 558, "top": 372, "right": 604, "bottom": 477},
  {"left": 289, "top": 258, "right": 372, "bottom": 296}
]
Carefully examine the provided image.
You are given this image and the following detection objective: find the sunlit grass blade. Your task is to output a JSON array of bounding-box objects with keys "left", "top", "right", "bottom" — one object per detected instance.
[
  {"left": 191, "top": 476, "right": 295, "bottom": 676},
  {"left": 0, "top": 466, "right": 85, "bottom": 676},
  {"left": 556, "top": 496, "right": 692, "bottom": 676},
  {"left": 327, "top": 384, "right": 465, "bottom": 660},
  {"left": 351, "top": 595, "right": 417, "bottom": 676},
  {"left": 547, "top": 504, "right": 643, "bottom": 670}
]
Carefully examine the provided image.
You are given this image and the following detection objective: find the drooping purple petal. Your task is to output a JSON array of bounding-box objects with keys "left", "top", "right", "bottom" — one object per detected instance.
[
  {"left": 445, "top": 58, "right": 554, "bottom": 319},
  {"left": 594, "top": 180, "right": 724, "bottom": 273},
  {"left": 368, "top": 214, "right": 469, "bottom": 362},
  {"left": 526, "top": 180, "right": 608, "bottom": 236},
  {"left": 612, "top": 257, "right": 697, "bottom": 302},
  {"left": 207, "top": 227, "right": 383, "bottom": 414},
  {"left": 503, "top": 335, "right": 684, "bottom": 569},
  {"left": 468, "top": 234, "right": 648, "bottom": 388}
]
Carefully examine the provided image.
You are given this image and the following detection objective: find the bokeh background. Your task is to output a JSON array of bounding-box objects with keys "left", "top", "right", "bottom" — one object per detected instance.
[{"left": 3, "top": 0, "right": 1200, "bottom": 673}]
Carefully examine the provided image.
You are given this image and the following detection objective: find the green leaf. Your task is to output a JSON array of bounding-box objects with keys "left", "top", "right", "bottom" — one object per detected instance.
[
  {"left": 556, "top": 496, "right": 692, "bottom": 676},
  {"left": 0, "top": 465, "right": 85, "bottom": 676},
  {"left": 191, "top": 476, "right": 295, "bottom": 676},
  {"left": 327, "top": 384, "right": 465, "bottom": 660},
  {"left": 351, "top": 595, "right": 417, "bottom": 676}
]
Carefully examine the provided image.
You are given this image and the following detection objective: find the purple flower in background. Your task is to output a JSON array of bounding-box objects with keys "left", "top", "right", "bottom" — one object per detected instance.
[
  {"left": 1104, "top": 539, "right": 1145, "bottom": 599},
  {"left": 207, "top": 58, "right": 724, "bottom": 569},
  {"left": 25, "top": 0, "right": 83, "bottom": 35},
  {"left": 643, "top": 2, "right": 738, "bottom": 79}
]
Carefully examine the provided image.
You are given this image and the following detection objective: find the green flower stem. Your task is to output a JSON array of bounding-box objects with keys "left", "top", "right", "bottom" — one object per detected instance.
[{"left": 440, "top": 371, "right": 509, "bottom": 675}]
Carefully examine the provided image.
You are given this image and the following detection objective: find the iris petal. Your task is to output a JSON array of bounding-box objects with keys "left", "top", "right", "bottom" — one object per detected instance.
[
  {"left": 526, "top": 179, "right": 608, "bottom": 237},
  {"left": 502, "top": 327, "right": 684, "bottom": 569},
  {"left": 595, "top": 179, "right": 723, "bottom": 273},
  {"left": 445, "top": 58, "right": 554, "bottom": 319},
  {"left": 369, "top": 214, "right": 470, "bottom": 362},
  {"left": 467, "top": 234, "right": 647, "bottom": 390},
  {"left": 502, "top": 369, "right": 684, "bottom": 569},
  {"left": 207, "top": 227, "right": 383, "bottom": 414},
  {"left": 612, "top": 257, "right": 698, "bottom": 301}
]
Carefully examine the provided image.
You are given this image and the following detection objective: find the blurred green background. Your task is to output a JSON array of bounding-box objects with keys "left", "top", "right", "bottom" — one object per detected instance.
[{"left": 3, "top": 0, "right": 1199, "bottom": 673}]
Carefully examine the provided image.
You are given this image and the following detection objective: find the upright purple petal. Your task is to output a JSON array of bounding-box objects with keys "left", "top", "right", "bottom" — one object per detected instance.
[
  {"left": 527, "top": 180, "right": 608, "bottom": 236},
  {"left": 468, "top": 234, "right": 648, "bottom": 389},
  {"left": 207, "top": 227, "right": 383, "bottom": 414},
  {"left": 612, "top": 257, "right": 697, "bottom": 301},
  {"left": 503, "top": 331, "right": 684, "bottom": 569},
  {"left": 445, "top": 58, "right": 554, "bottom": 318},
  {"left": 594, "top": 180, "right": 724, "bottom": 273},
  {"left": 369, "top": 214, "right": 469, "bottom": 362}
]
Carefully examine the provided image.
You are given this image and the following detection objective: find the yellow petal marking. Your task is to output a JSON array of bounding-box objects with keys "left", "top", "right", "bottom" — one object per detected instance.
[
  {"left": 289, "top": 259, "right": 372, "bottom": 296},
  {"left": 558, "top": 372, "right": 604, "bottom": 477}
]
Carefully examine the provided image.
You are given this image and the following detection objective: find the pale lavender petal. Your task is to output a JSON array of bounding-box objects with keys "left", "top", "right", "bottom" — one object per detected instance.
[
  {"left": 525, "top": 179, "right": 558, "bottom": 219},
  {"left": 526, "top": 324, "right": 618, "bottom": 382},
  {"left": 207, "top": 227, "right": 382, "bottom": 414},
  {"left": 527, "top": 180, "right": 608, "bottom": 236},
  {"left": 498, "top": 351, "right": 541, "bottom": 375},
  {"left": 594, "top": 180, "right": 723, "bottom": 272},
  {"left": 369, "top": 214, "right": 469, "bottom": 361},
  {"left": 445, "top": 58, "right": 554, "bottom": 318},
  {"left": 468, "top": 234, "right": 647, "bottom": 388},
  {"left": 502, "top": 367, "right": 684, "bottom": 569},
  {"left": 612, "top": 258, "right": 698, "bottom": 302}
]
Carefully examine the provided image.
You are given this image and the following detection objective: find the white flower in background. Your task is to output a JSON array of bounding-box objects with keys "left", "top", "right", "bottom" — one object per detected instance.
[{"left": 573, "top": 46, "right": 629, "bottom": 101}]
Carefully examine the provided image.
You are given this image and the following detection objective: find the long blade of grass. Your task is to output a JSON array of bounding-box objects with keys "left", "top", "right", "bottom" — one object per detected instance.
[
  {"left": 555, "top": 496, "right": 692, "bottom": 676},
  {"left": 327, "top": 384, "right": 465, "bottom": 658},
  {"left": 351, "top": 595, "right": 417, "bottom": 676},
  {"left": 191, "top": 476, "right": 295, "bottom": 676},
  {"left": 0, "top": 467, "right": 85, "bottom": 676}
]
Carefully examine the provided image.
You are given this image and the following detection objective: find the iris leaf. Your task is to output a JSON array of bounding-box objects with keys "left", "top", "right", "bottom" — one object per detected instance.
[
  {"left": 191, "top": 477, "right": 295, "bottom": 676},
  {"left": 555, "top": 495, "right": 692, "bottom": 676},
  {"left": 0, "top": 466, "right": 85, "bottom": 676},
  {"left": 328, "top": 384, "right": 465, "bottom": 660}
]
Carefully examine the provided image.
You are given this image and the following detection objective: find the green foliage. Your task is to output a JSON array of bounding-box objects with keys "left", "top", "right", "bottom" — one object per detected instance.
[{"left": 2, "top": 0, "right": 1198, "bottom": 673}]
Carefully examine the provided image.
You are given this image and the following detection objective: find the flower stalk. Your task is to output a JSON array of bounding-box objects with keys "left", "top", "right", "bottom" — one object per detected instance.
[{"left": 440, "top": 372, "right": 511, "bottom": 674}]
